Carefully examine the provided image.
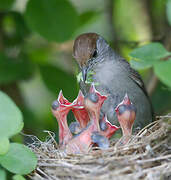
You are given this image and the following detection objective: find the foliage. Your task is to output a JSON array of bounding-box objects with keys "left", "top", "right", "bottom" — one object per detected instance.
[
  {"left": 12, "top": 174, "right": 26, "bottom": 180},
  {"left": 0, "top": 91, "right": 23, "bottom": 139},
  {"left": 130, "top": 43, "right": 171, "bottom": 88},
  {"left": 0, "top": 138, "right": 10, "bottom": 155},
  {"left": 0, "top": 53, "right": 32, "bottom": 84},
  {"left": 0, "top": 92, "right": 37, "bottom": 178},
  {"left": 0, "top": 168, "right": 6, "bottom": 180},
  {"left": 0, "top": 143, "right": 37, "bottom": 175},
  {"left": 167, "top": 0, "right": 171, "bottom": 25},
  {"left": 39, "top": 64, "right": 77, "bottom": 100},
  {"left": 0, "top": 0, "right": 14, "bottom": 11},
  {"left": 24, "top": 0, "right": 79, "bottom": 42}
]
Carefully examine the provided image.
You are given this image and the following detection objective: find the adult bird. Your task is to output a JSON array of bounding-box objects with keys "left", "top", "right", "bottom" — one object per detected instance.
[{"left": 73, "top": 33, "right": 154, "bottom": 129}]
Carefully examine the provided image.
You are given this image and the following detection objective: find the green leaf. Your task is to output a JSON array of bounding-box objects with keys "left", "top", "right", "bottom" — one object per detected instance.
[
  {"left": 129, "top": 43, "right": 171, "bottom": 62},
  {"left": 151, "top": 82, "right": 171, "bottom": 114},
  {"left": 0, "top": 143, "right": 37, "bottom": 175},
  {"left": 0, "top": 138, "right": 10, "bottom": 155},
  {"left": 2, "top": 12, "right": 30, "bottom": 46},
  {"left": 154, "top": 59, "right": 171, "bottom": 88},
  {"left": 0, "top": 0, "right": 14, "bottom": 11},
  {"left": 79, "top": 11, "right": 98, "bottom": 27},
  {"left": 0, "top": 91, "right": 23, "bottom": 138},
  {"left": 24, "top": 0, "right": 79, "bottom": 42},
  {"left": 0, "top": 53, "right": 33, "bottom": 84},
  {"left": 130, "top": 59, "right": 153, "bottom": 70},
  {"left": 39, "top": 64, "right": 77, "bottom": 100},
  {"left": 166, "top": 0, "right": 171, "bottom": 25},
  {"left": 0, "top": 168, "right": 6, "bottom": 180},
  {"left": 13, "top": 174, "right": 26, "bottom": 180}
]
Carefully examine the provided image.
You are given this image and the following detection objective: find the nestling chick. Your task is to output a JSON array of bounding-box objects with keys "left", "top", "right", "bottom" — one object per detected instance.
[
  {"left": 51, "top": 91, "right": 73, "bottom": 146},
  {"left": 100, "top": 114, "right": 119, "bottom": 139},
  {"left": 65, "top": 85, "right": 108, "bottom": 154},
  {"left": 69, "top": 90, "right": 90, "bottom": 134},
  {"left": 115, "top": 93, "right": 136, "bottom": 145},
  {"left": 84, "top": 83, "right": 107, "bottom": 131}
]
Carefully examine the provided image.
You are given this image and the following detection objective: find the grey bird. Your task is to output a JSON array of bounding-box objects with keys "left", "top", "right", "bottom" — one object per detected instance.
[{"left": 73, "top": 33, "right": 154, "bottom": 129}]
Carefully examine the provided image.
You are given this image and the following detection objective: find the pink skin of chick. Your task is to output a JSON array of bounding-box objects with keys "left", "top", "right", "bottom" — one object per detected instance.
[
  {"left": 51, "top": 90, "right": 73, "bottom": 147},
  {"left": 87, "top": 84, "right": 119, "bottom": 138},
  {"left": 65, "top": 84, "right": 107, "bottom": 154},
  {"left": 85, "top": 83, "right": 107, "bottom": 131},
  {"left": 100, "top": 114, "right": 119, "bottom": 139},
  {"left": 115, "top": 93, "right": 136, "bottom": 145},
  {"left": 71, "top": 90, "right": 90, "bottom": 129},
  {"left": 70, "top": 88, "right": 119, "bottom": 139}
]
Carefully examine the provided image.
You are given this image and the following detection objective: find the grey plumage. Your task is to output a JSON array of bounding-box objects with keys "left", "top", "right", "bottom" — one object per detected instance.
[{"left": 74, "top": 33, "right": 154, "bottom": 129}]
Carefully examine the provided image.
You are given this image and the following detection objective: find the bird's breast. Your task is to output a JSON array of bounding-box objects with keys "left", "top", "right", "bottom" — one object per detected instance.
[{"left": 93, "top": 61, "right": 127, "bottom": 89}]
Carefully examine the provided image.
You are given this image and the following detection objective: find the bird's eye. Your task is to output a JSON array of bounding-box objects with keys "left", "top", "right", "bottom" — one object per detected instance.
[{"left": 92, "top": 49, "right": 98, "bottom": 58}]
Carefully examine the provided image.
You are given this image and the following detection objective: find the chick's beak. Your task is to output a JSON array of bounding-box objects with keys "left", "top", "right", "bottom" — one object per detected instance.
[{"left": 82, "top": 66, "right": 88, "bottom": 83}]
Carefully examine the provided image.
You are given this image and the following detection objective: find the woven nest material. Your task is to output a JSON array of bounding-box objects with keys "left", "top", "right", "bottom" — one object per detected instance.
[{"left": 28, "top": 116, "right": 171, "bottom": 180}]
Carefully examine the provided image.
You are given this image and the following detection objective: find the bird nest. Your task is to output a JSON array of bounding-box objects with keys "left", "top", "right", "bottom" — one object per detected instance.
[{"left": 28, "top": 116, "right": 171, "bottom": 180}]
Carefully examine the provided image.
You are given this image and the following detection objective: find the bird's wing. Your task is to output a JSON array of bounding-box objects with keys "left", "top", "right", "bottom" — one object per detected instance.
[
  {"left": 128, "top": 63, "right": 155, "bottom": 119},
  {"left": 119, "top": 58, "right": 148, "bottom": 97},
  {"left": 119, "top": 58, "right": 154, "bottom": 119},
  {"left": 129, "top": 67, "right": 148, "bottom": 96}
]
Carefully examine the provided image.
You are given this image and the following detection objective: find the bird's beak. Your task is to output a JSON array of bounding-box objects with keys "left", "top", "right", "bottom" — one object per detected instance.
[{"left": 82, "top": 66, "right": 88, "bottom": 83}]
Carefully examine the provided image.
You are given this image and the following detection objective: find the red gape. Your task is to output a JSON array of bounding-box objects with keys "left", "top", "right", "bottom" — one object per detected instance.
[
  {"left": 88, "top": 84, "right": 119, "bottom": 139},
  {"left": 51, "top": 84, "right": 135, "bottom": 154},
  {"left": 100, "top": 115, "right": 119, "bottom": 139},
  {"left": 65, "top": 85, "right": 108, "bottom": 154},
  {"left": 72, "top": 90, "right": 90, "bottom": 129},
  {"left": 84, "top": 84, "right": 108, "bottom": 131},
  {"left": 51, "top": 91, "right": 73, "bottom": 147}
]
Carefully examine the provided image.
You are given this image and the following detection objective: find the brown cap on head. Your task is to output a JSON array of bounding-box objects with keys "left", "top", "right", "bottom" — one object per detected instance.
[{"left": 73, "top": 33, "right": 99, "bottom": 67}]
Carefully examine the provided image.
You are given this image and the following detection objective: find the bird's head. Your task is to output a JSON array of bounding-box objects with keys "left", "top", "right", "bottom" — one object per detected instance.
[
  {"left": 115, "top": 93, "right": 136, "bottom": 138},
  {"left": 115, "top": 93, "right": 136, "bottom": 119},
  {"left": 51, "top": 90, "right": 72, "bottom": 116},
  {"left": 73, "top": 33, "right": 108, "bottom": 82},
  {"left": 84, "top": 83, "right": 107, "bottom": 110}
]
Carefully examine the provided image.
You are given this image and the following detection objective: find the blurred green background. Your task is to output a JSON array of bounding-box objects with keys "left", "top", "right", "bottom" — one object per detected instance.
[{"left": 0, "top": 0, "right": 171, "bottom": 140}]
